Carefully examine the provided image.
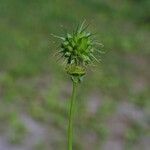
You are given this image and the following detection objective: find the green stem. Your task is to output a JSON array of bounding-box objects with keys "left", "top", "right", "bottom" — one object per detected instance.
[{"left": 68, "top": 81, "right": 77, "bottom": 150}]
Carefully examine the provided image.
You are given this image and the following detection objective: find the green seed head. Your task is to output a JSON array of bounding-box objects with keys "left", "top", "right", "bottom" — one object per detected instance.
[{"left": 53, "top": 21, "right": 103, "bottom": 81}]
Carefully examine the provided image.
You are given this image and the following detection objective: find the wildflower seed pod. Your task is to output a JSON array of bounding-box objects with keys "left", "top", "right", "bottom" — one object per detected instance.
[
  {"left": 53, "top": 21, "right": 103, "bottom": 83},
  {"left": 65, "top": 64, "right": 86, "bottom": 83}
]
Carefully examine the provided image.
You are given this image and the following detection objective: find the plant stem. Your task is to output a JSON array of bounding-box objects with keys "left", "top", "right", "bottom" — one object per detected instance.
[{"left": 68, "top": 81, "right": 77, "bottom": 150}]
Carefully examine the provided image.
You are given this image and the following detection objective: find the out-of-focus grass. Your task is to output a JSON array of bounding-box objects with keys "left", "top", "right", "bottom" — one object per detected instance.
[{"left": 0, "top": 0, "right": 149, "bottom": 149}]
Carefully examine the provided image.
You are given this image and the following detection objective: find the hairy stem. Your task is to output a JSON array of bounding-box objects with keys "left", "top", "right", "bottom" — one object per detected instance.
[{"left": 68, "top": 81, "right": 77, "bottom": 150}]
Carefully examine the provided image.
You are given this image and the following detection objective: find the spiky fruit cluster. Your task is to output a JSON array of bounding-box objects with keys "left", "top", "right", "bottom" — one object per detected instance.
[
  {"left": 53, "top": 22, "right": 103, "bottom": 82},
  {"left": 61, "top": 31, "right": 94, "bottom": 66}
]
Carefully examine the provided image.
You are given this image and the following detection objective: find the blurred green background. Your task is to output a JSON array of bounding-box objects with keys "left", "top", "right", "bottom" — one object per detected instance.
[{"left": 0, "top": 0, "right": 150, "bottom": 150}]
